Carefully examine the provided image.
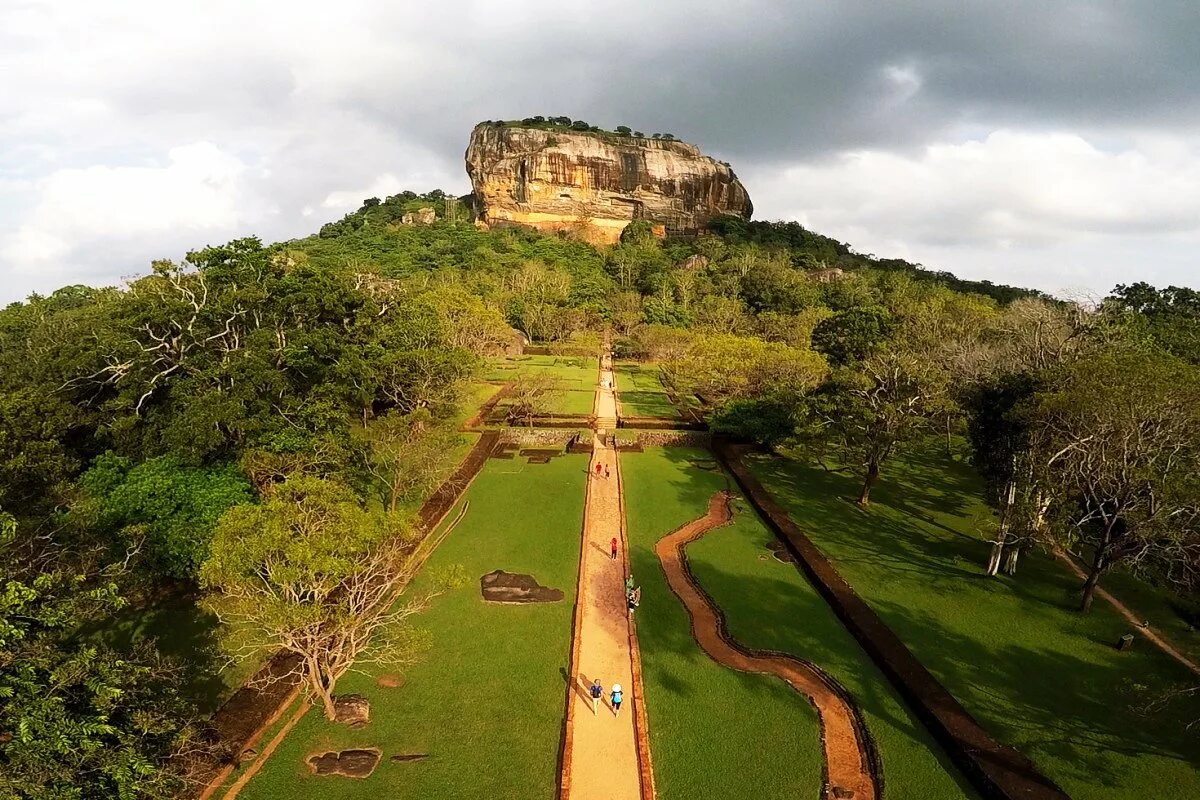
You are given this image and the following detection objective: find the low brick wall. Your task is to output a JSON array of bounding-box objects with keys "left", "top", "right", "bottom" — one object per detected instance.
[
  {"left": 714, "top": 441, "right": 1071, "bottom": 800},
  {"left": 501, "top": 428, "right": 584, "bottom": 447},
  {"left": 632, "top": 430, "right": 712, "bottom": 448}
]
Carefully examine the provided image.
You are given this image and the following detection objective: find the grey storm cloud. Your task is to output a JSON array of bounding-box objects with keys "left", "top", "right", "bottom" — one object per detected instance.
[{"left": 1, "top": 0, "right": 1198, "bottom": 302}]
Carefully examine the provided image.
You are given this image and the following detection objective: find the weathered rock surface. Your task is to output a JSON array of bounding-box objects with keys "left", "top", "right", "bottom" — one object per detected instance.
[
  {"left": 465, "top": 123, "right": 752, "bottom": 244},
  {"left": 480, "top": 569, "right": 564, "bottom": 603},
  {"left": 332, "top": 694, "right": 370, "bottom": 728},
  {"left": 307, "top": 748, "right": 381, "bottom": 778},
  {"left": 400, "top": 207, "right": 436, "bottom": 226}
]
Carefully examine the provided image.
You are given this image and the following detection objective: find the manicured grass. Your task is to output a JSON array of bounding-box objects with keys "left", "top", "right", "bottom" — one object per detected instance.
[
  {"left": 614, "top": 362, "right": 679, "bottom": 419},
  {"left": 236, "top": 453, "right": 588, "bottom": 799},
  {"left": 486, "top": 355, "right": 598, "bottom": 417},
  {"left": 623, "top": 447, "right": 974, "bottom": 799},
  {"left": 1072, "top": 553, "right": 1200, "bottom": 667},
  {"left": 749, "top": 440, "right": 1200, "bottom": 800},
  {"left": 484, "top": 354, "right": 597, "bottom": 389},
  {"left": 623, "top": 447, "right": 821, "bottom": 798}
]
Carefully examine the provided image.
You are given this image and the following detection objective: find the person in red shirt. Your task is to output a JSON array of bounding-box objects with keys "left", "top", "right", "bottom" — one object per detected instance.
[{"left": 610, "top": 537, "right": 618, "bottom": 560}]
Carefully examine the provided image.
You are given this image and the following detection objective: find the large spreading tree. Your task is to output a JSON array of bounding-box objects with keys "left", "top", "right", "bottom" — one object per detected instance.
[
  {"left": 199, "top": 478, "right": 452, "bottom": 720},
  {"left": 1028, "top": 348, "right": 1200, "bottom": 611}
]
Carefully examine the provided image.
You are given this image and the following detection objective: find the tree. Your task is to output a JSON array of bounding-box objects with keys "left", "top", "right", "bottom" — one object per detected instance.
[
  {"left": 0, "top": 389, "right": 84, "bottom": 517},
  {"left": 365, "top": 410, "right": 463, "bottom": 513},
  {"left": 80, "top": 454, "right": 253, "bottom": 581},
  {"left": 1027, "top": 349, "right": 1200, "bottom": 612},
  {"left": 615, "top": 125, "right": 632, "bottom": 135},
  {"left": 805, "top": 351, "right": 948, "bottom": 506},
  {"left": 505, "top": 369, "right": 566, "bottom": 426},
  {"left": 0, "top": 511, "right": 198, "bottom": 798},
  {"left": 811, "top": 306, "right": 894, "bottom": 365},
  {"left": 200, "top": 478, "right": 449, "bottom": 720},
  {"left": 663, "top": 333, "right": 827, "bottom": 418},
  {"left": 962, "top": 372, "right": 1046, "bottom": 575}
]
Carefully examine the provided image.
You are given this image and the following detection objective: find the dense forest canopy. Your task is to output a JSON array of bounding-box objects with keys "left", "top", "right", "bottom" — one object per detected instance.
[{"left": 2, "top": 188, "right": 1198, "bottom": 797}]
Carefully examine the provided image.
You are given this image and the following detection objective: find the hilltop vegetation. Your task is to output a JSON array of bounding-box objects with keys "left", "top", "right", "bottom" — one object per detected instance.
[{"left": 1, "top": 188, "right": 1198, "bottom": 797}]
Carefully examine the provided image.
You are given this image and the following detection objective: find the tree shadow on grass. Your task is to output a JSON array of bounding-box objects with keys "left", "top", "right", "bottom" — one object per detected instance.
[
  {"left": 82, "top": 590, "right": 234, "bottom": 714},
  {"left": 626, "top": 445, "right": 1200, "bottom": 798}
]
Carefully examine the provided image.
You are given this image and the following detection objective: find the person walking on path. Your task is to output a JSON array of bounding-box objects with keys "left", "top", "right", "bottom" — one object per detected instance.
[
  {"left": 590, "top": 678, "right": 603, "bottom": 716},
  {"left": 594, "top": 462, "right": 603, "bottom": 477},
  {"left": 604, "top": 465, "right": 611, "bottom": 480},
  {"left": 610, "top": 536, "right": 618, "bottom": 560},
  {"left": 610, "top": 683, "right": 623, "bottom": 718}
]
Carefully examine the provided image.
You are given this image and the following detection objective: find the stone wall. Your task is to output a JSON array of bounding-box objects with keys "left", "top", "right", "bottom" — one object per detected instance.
[{"left": 631, "top": 430, "right": 712, "bottom": 448}]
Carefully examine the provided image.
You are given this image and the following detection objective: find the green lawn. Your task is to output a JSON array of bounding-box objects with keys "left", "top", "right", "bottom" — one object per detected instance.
[
  {"left": 486, "top": 355, "right": 598, "bottom": 417},
  {"left": 614, "top": 362, "right": 679, "bottom": 419},
  {"left": 236, "top": 453, "right": 588, "bottom": 799},
  {"left": 622, "top": 447, "right": 973, "bottom": 799},
  {"left": 622, "top": 446, "right": 820, "bottom": 798},
  {"left": 749, "top": 440, "right": 1200, "bottom": 800}
]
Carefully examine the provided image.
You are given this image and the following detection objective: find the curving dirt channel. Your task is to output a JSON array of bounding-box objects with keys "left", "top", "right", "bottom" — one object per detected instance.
[{"left": 654, "top": 492, "right": 880, "bottom": 800}]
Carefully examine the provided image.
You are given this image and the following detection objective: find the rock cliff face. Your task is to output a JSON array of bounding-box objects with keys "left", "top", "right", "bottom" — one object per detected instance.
[{"left": 465, "top": 123, "right": 752, "bottom": 244}]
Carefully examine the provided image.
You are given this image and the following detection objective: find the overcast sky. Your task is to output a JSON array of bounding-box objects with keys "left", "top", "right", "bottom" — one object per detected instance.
[{"left": 2, "top": 0, "right": 1198, "bottom": 304}]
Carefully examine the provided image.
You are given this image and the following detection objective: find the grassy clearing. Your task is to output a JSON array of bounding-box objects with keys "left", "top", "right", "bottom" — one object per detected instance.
[
  {"left": 614, "top": 362, "right": 680, "bottom": 420},
  {"left": 486, "top": 355, "right": 598, "bottom": 417},
  {"left": 749, "top": 440, "right": 1200, "bottom": 800},
  {"left": 236, "top": 452, "right": 588, "bottom": 799},
  {"left": 623, "top": 447, "right": 973, "bottom": 799},
  {"left": 623, "top": 447, "right": 821, "bottom": 798}
]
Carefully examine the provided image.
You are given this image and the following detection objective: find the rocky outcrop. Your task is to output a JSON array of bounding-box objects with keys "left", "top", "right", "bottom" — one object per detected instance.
[
  {"left": 400, "top": 207, "right": 436, "bottom": 226},
  {"left": 465, "top": 123, "right": 752, "bottom": 244}
]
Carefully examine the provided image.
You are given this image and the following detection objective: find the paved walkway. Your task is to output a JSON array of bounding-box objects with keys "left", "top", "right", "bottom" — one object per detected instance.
[{"left": 562, "top": 354, "right": 644, "bottom": 800}]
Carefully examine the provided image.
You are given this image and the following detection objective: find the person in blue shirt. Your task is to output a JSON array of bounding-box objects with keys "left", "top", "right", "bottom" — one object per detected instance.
[
  {"left": 589, "top": 678, "right": 603, "bottom": 716},
  {"left": 610, "top": 683, "right": 623, "bottom": 717}
]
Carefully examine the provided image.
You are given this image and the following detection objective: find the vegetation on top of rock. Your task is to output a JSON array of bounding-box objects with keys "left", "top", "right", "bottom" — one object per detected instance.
[{"left": 482, "top": 117, "right": 685, "bottom": 144}]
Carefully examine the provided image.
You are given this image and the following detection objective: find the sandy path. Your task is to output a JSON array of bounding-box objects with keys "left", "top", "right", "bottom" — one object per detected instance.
[
  {"left": 561, "top": 356, "right": 645, "bottom": 800},
  {"left": 1055, "top": 549, "right": 1200, "bottom": 677},
  {"left": 655, "top": 491, "right": 880, "bottom": 800}
]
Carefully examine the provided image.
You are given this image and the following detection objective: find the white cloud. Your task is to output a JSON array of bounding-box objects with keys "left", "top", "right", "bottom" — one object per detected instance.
[
  {"left": 3, "top": 142, "right": 258, "bottom": 276},
  {"left": 321, "top": 175, "right": 414, "bottom": 210},
  {"left": 749, "top": 130, "right": 1200, "bottom": 290},
  {"left": 1, "top": 1, "right": 1199, "bottom": 301}
]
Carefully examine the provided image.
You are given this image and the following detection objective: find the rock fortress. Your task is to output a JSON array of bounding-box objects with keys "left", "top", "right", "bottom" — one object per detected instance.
[{"left": 465, "top": 120, "right": 753, "bottom": 245}]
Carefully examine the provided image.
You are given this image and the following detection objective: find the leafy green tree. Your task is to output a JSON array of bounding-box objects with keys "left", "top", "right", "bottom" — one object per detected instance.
[
  {"left": 0, "top": 389, "right": 84, "bottom": 516},
  {"left": 663, "top": 333, "right": 827, "bottom": 418},
  {"left": 201, "top": 478, "right": 448, "bottom": 720},
  {"left": 1027, "top": 348, "right": 1200, "bottom": 611},
  {"left": 811, "top": 306, "right": 895, "bottom": 365},
  {"left": 80, "top": 454, "right": 253, "bottom": 581},
  {"left": 0, "top": 511, "right": 197, "bottom": 799},
  {"left": 804, "top": 351, "right": 949, "bottom": 506}
]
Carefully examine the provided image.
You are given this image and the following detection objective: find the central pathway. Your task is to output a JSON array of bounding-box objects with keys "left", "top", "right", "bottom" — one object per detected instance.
[{"left": 562, "top": 353, "right": 646, "bottom": 800}]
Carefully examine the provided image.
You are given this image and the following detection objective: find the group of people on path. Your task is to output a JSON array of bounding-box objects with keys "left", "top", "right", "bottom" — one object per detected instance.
[
  {"left": 594, "top": 461, "right": 611, "bottom": 480},
  {"left": 591, "top": 472, "right": 639, "bottom": 721},
  {"left": 589, "top": 677, "right": 623, "bottom": 717}
]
